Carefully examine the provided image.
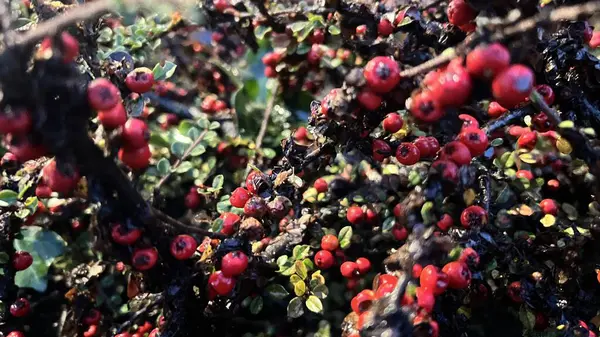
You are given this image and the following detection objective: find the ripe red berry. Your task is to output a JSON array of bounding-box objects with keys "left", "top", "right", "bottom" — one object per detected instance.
[
  {"left": 230, "top": 187, "right": 251, "bottom": 208},
  {"left": 396, "top": 142, "right": 420, "bottom": 165},
  {"left": 264, "top": 66, "right": 276, "bottom": 78},
  {"left": 262, "top": 52, "right": 282, "bottom": 67},
  {"left": 7, "top": 331, "right": 25, "bottom": 337},
  {"left": 0, "top": 108, "right": 32, "bottom": 135},
  {"left": 442, "top": 261, "right": 471, "bottom": 289},
  {"left": 427, "top": 137, "right": 440, "bottom": 155},
  {"left": 492, "top": 64, "right": 535, "bottom": 108},
  {"left": 378, "top": 18, "right": 393, "bottom": 36},
  {"left": 149, "top": 329, "right": 159, "bottom": 337},
  {"left": 170, "top": 235, "right": 197, "bottom": 260},
  {"left": 488, "top": 101, "right": 508, "bottom": 118},
  {"left": 466, "top": 43, "right": 511, "bottom": 79},
  {"left": 1, "top": 152, "right": 18, "bottom": 166},
  {"left": 363, "top": 56, "right": 401, "bottom": 93},
  {"left": 88, "top": 78, "right": 121, "bottom": 111},
  {"left": 245, "top": 170, "right": 269, "bottom": 195},
  {"left": 540, "top": 199, "right": 558, "bottom": 215},
  {"left": 125, "top": 68, "right": 154, "bottom": 94},
  {"left": 437, "top": 214, "right": 453, "bottom": 231},
  {"left": 314, "top": 178, "right": 328, "bottom": 193},
  {"left": 132, "top": 248, "right": 158, "bottom": 271},
  {"left": 307, "top": 44, "right": 322, "bottom": 65},
  {"left": 356, "top": 257, "right": 371, "bottom": 275},
  {"left": 122, "top": 119, "right": 150, "bottom": 149},
  {"left": 382, "top": 113, "right": 404, "bottom": 133},
  {"left": 515, "top": 170, "right": 534, "bottom": 180},
  {"left": 119, "top": 144, "right": 151, "bottom": 170},
  {"left": 10, "top": 298, "right": 30, "bottom": 317},
  {"left": 346, "top": 205, "right": 364, "bottom": 224},
  {"left": 447, "top": 0, "right": 476, "bottom": 26},
  {"left": 6, "top": 136, "right": 47, "bottom": 162},
  {"left": 412, "top": 264, "right": 423, "bottom": 278},
  {"left": 98, "top": 102, "right": 127, "bottom": 129},
  {"left": 221, "top": 251, "right": 249, "bottom": 277},
  {"left": 442, "top": 141, "right": 472, "bottom": 166},
  {"left": 458, "top": 127, "right": 489, "bottom": 157},
  {"left": 184, "top": 190, "right": 201, "bottom": 209},
  {"left": 375, "top": 282, "right": 395, "bottom": 299},
  {"left": 310, "top": 29, "right": 325, "bottom": 44},
  {"left": 294, "top": 126, "right": 309, "bottom": 142},
  {"left": 213, "top": 0, "right": 229, "bottom": 12},
  {"left": 459, "top": 247, "right": 480, "bottom": 266},
  {"left": 355, "top": 24, "right": 367, "bottom": 36},
  {"left": 314, "top": 250, "right": 335, "bottom": 269},
  {"left": 392, "top": 226, "right": 408, "bottom": 240},
  {"left": 517, "top": 131, "right": 537, "bottom": 149},
  {"left": 219, "top": 212, "right": 241, "bottom": 236},
  {"left": 431, "top": 160, "right": 459, "bottom": 182},
  {"left": 340, "top": 261, "right": 360, "bottom": 278},
  {"left": 321, "top": 234, "right": 339, "bottom": 251},
  {"left": 460, "top": 205, "right": 488, "bottom": 228},
  {"left": 243, "top": 196, "right": 267, "bottom": 218},
  {"left": 41, "top": 159, "right": 80, "bottom": 195},
  {"left": 415, "top": 287, "right": 435, "bottom": 313},
  {"left": 372, "top": 139, "right": 392, "bottom": 162},
  {"left": 413, "top": 137, "right": 433, "bottom": 158},
  {"left": 420, "top": 265, "right": 449, "bottom": 295},
  {"left": 208, "top": 271, "right": 235, "bottom": 295},
  {"left": 507, "top": 281, "right": 523, "bottom": 303},
  {"left": 60, "top": 32, "right": 79, "bottom": 63},
  {"left": 377, "top": 274, "right": 398, "bottom": 289},
  {"left": 111, "top": 224, "right": 142, "bottom": 245},
  {"left": 83, "top": 309, "right": 101, "bottom": 325},
  {"left": 357, "top": 90, "right": 382, "bottom": 110},
  {"left": 12, "top": 251, "right": 33, "bottom": 271},
  {"left": 430, "top": 66, "right": 472, "bottom": 107},
  {"left": 351, "top": 289, "right": 375, "bottom": 314},
  {"left": 409, "top": 91, "right": 444, "bottom": 122}
]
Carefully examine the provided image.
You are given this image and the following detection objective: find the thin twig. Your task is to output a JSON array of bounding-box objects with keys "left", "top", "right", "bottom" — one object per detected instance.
[
  {"left": 529, "top": 89, "right": 562, "bottom": 125},
  {"left": 246, "top": 83, "right": 279, "bottom": 175},
  {"left": 155, "top": 129, "right": 208, "bottom": 190},
  {"left": 153, "top": 208, "right": 227, "bottom": 239},
  {"left": 400, "top": 49, "right": 457, "bottom": 78}
]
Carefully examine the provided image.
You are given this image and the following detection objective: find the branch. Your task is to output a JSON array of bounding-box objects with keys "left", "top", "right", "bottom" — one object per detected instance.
[
  {"left": 155, "top": 128, "right": 208, "bottom": 190},
  {"left": 246, "top": 82, "right": 279, "bottom": 174},
  {"left": 153, "top": 208, "right": 227, "bottom": 239},
  {"left": 529, "top": 89, "right": 562, "bottom": 125}
]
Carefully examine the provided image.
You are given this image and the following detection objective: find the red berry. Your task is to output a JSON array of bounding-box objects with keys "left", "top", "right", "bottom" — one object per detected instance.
[
  {"left": 219, "top": 212, "right": 240, "bottom": 236},
  {"left": 170, "top": 235, "right": 197, "bottom": 260},
  {"left": 447, "top": 0, "right": 476, "bottom": 26},
  {"left": 307, "top": 44, "right": 322, "bottom": 65},
  {"left": 458, "top": 114, "right": 480, "bottom": 130},
  {"left": 311, "top": 29, "right": 325, "bottom": 44},
  {"left": 314, "top": 178, "right": 328, "bottom": 193},
  {"left": 583, "top": 21, "right": 594, "bottom": 43},
  {"left": 351, "top": 289, "right": 375, "bottom": 314},
  {"left": 122, "top": 119, "right": 150, "bottom": 149},
  {"left": 355, "top": 25, "right": 367, "bottom": 35},
  {"left": 6, "top": 136, "right": 47, "bottom": 162},
  {"left": 590, "top": 31, "right": 600, "bottom": 48},
  {"left": 395, "top": 142, "right": 420, "bottom": 165},
  {"left": 230, "top": 187, "right": 251, "bottom": 208},
  {"left": 430, "top": 66, "right": 472, "bottom": 107},
  {"left": 213, "top": 0, "right": 229, "bottom": 12},
  {"left": 427, "top": 137, "right": 440, "bottom": 155},
  {"left": 0, "top": 108, "right": 32, "bottom": 134},
  {"left": 245, "top": 170, "right": 269, "bottom": 195},
  {"left": 125, "top": 68, "right": 154, "bottom": 93},
  {"left": 209, "top": 271, "right": 235, "bottom": 295},
  {"left": 488, "top": 101, "right": 508, "bottom": 118},
  {"left": 413, "top": 137, "right": 432, "bottom": 158},
  {"left": 365, "top": 207, "right": 378, "bottom": 225},
  {"left": 319, "top": 88, "right": 340, "bottom": 117},
  {"left": 321, "top": 234, "right": 339, "bottom": 251},
  {"left": 83, "top": 309, "right": 102, "bottom": 325},
  {"left": 375, "top": 282, "right": 395, "bottom": 299},
  {"left": 262, "top": 52, "right": 282, "bottom": 67},
  {"left": 431, "top": 160, "right": 459, "bottom": 182},
  {"left": 294, "top": 126, "right": 309, "bottom": 141},
  {"left": 7, "top": 331, "right": 25, "bottom": 337},
  {"left": 119, "top": 144, "right": 151, "bottom": 170},
  {"left": 377, "top": 274, "right": 398, "bottom": 289},
  {"left": 149, "top": 329, "right": 159, "bottom": 337},
  {"left": 409, "top": 91, "right": 444, "bottom": 122},
  {"left": 422, "top": 70, "right": 441, "bottom": 88},
  {"left": 88, "top": 78, "right": 121, "bottom": 111},
  {"left": 540, "top": 199, "right": 558, "bottom": 215},
  {"left": 442, "top": 261, "right": 471, "bottom": 289},
  {"left": 437, "top": 214, "right": 453, "bottom": 231},
  {"left": 346, "top": 205, "right": 364, "bottom": 224},
  {"left": 382, "top": 113, "right": 404, "bottom": 133},
  {"left": 466, "top": 43, "right": 511, "bottom": 79},
  {"left": 41, "top": 159, "right": 80, "bottom": 195},
  {"left": 314, "top": 250, "right": 335, "bottom": 269},
  {"left": 534, "top": 84, "right": 555, "bottom": 105},
  {"left": 515, "top": 170, "right": 534, "bottom": 180},
  {"left": 243, "top": 196, "right": 267, "bottom": 218},
  {"left": 415, "top": 287, "right": 435, "bottom": 313},
  {"left": 372, "top": 139, "right": 392, "bottom": 162},
  {"left": 363, "top": 56, "right": 401, "bottom": 93},
  {"left": 459, "top": 247, "right": 480, "bottom": 266},
  {"left": 1, "top": 152, "right": 18, "bottom": 166},
  {"left": 412, "top": 264, "right": 423, "bottom": 278},
  {"left": 392, "top": 226, "right": 408, "bottom": 241},
  {"left": 132, "top": 248, "right": 158, "bottom": 271},
  {"left": 184, "top": 191, "right": 201, "bottom": 209},
  {"left": 442, "top": 141, "right": 472, "bottom": 166},
  {"left": 357, "top": 90, "right": 382, "bottom": 110},
  {"left": 420, "top": 265, "right": 448, "bottom": 295},
  {"left": 460, "top": 205, "right": 488, "bottom": 228},
  {"left": 393, "top": 204, "right": 403, "bottom": 218},
  {"left": 111, "top": 224, "right": 142, "bottom": 245},
  {"left": 264, "top": 66, "right": 276, "bottom": 78},
  {"left": 340, "top": 261, "right": 359, "bottom": 278},
  {"left": 213, "top": 100, "right": 227, "bottom": 111},
  {"left": 378, "top": 18, "right": 393, "bottom": 37},
  {"left": 12, "top": 251, "right": 33, "bottom": 271},
  {"left": 60, "top": 32, "right": 79, "bottom": 62},
  {"left": 98, "top": 101, "right": 127, "bottom": 129},
  {"left": 356, "top": 257, "right": 371, "bottom": 275},
  {"left": 457, "top": 127, "right": 488, "bottom": 157},
  {"left": 492, "top": 64, "right": 535, "bottom": 108},
  {"left": 10, "top": 298, "right": 30, "bottom": 317},
  {"left": 221, "top": 251, "right": 249, "bottom": 277},
  {"left": 507, "top": 281, "right": 523, "bottom": 303},
  {"left": 517, "top": 131, "right": 537, "bottom": 149}
]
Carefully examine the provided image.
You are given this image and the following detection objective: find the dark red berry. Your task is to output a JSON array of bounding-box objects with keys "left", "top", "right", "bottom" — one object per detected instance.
[
  {"left": 83, "top": 309, "right": 101, "bottom": 325},
  {"left": 1, "top": 152, "right": 18, "bottom": 166},
  {"left": 208, "top": 271, "right": 235, "bottom": 295},
  {"left": 219, "top": 212, "right": 240, "bottom": 236},
  {"left": 6, "top": 136, "right": 47, "bottom": 162},
  {"left": 243, "top": 196, "right": 267, "bottom": 218},
  {"left": 118, "top": 144, "right": 151, "bottom": 170},
  {"left": 395, "top": 142, "right": 420, "bottom": 165},
  {"left": 430, "top": 65, "right": 472, "bottom": 107},
  {"left": 10, "top": 298, "right": 30, "bottom": 317},
  {"left": 412, "top": 264, "right": 423, "bottom": 278},
  {"left": 170, "top": 235, "right": 197, "bottom": 260},
  {"left": 245, "top": 170, "right": 269, "bottom": 195},
  {"left": 0, "top": 108, "right": 32, "bottom": 135},
  {"left": 413, "top": 137, "right": 433, "bottom": 158},
  {"left": 184, "top": 191, "right": 201, "bottom": 209},
  {"left": 492, "top": 64, "right": 535, "bottom": 108},
  {"left": 447, "top": 0, "right": 476, "bottom": 26},
  {"left": 415, "top": 287, "right": 435, "bottom": 313},
  {"left": 420, "top": 265, "right": 449, "bottom": 295},
  {"left": 382, "top": 113, "right": 404, "bottom": 133},
  {"left": 307, "top": 44, "right": 322, "bottom": 65},
  {"left": 230, "top": 187, "right": 251, "bottom": 208},
  {"left": 442, "top": 261, "right": 471, "bottom": 289},
  {"left": 12, "top": 251, "right": 33, "bottom": 271},
  {"left": 410, "top": 91, "right": 444, "bottom": 122},
  {"left": 378, "top": 19, "right": 393, "bottom": 36},
  {"left": 340, "top": 261, "right": 359, "bottom": 278},
  {"left": 111, "top": 224, "right": 142, "bottom": 245},
  {"left": 458, "top": 114, "right": 480, "bottom": 130},
  {"left": 60, "top": 32, "right": 79, "bottom": 62},
  {"left": 540, "top": 199, "right": 558, "bottom": 215},
  {"left": 363, "top": 56, "right": 401, "bottom": 93},
  {"left": 357, "top": 90, "right": 382, "bottom": 110},
  {"left": 392, "top": 226, "right": 408, "bottom": 240},
  {"left": 356, "top": 257, "right": 371, "bottom": 275},
  {"left": 372, "top": 139, "right": 392, "bottom": 162},
  {"left": 346, "top": 205, "right": 364, "bottom": 224},
  {"left": 355, "top": 25, "right": 367, "bottom": 35},
  {"left": 126, "top": 68, "right": 154, "bottom": 94},
  {"left": 459, "top": 247, "right": 480, "bottom": 266},
  {"left": 442, "top": 141, "right": 472, "bottom": 166},
  {"left": 132, "top": 248, "right": 158, "bottom": 271},
  {"left": 314, "top": 250, "right": 335, "bottom": 269},
  {"left": 310, "top": 29, "right": 325, "bottom": 44},
  {"left": 294, "top": 126, "right": 309, "bottom": 142},
  {"left": 507, "top": 281, "right": 523, "bottom": 303},
  {"left": 314, "top": 178, "right": 328, "bottom": 193},
  {"left": 466, "top": 43, "right": 510, "bottom": 79},
  {"left": 41, "top": 159, "right": 80, "bottom": 195},
  {"left": 7, "top": 331, "right": 25, "bottom": 337},
  {"left": 264, "top": 66, "right": 276, "bottom": 78},
  {"left": 488, "top": 101, "right": 507, "bottom": 118},
  {"left": 351, "top": 289, "right": 375, "bottom": 314},
  {"left": 213, "top": 0, "right": 229, "bottom": 12},
  {"left": 460, "top": 205, "right": 488, "bottom": 228},
  {"left": 321, "top": 234, "right": 339, "bottom": 251},
  {"left": 534, "top": 84, "right": 555, "bottom": 105},
  {"left": 590, "top": 31, "right": 600, "bottom": 48},
  {"left": 88, "top": 78, "right": 121, "bottom": 111},
  {"left": 427, "top": 137, "right": 440, "bottom": 155},
  {"left": 221, "top": 251, "right": 249, "bottom": 277},
  {"left": 437, "top": 214, "right": 453, "bottom": 231},
  {"left": 431, "top": 160, "right": 459, "bottom": 182},
  {"left": 122, "top": 119, "right": 150, "bottom": 149},
  {"left": 458, "top": 127, "right": 489, "bottom": 156}
]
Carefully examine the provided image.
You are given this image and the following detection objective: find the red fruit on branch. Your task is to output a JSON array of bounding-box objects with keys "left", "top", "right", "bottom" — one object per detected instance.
[
  {"left": 351, "top": 289, "right": 375, "bottom": 313},
  {"left": 466, "top": 43, "right": 511, "bottom": 79},
  {"left": 122, "top": 119, "right": 150, "bottom": 149},
  {"left": 221, "top": 251, "right": 249, "bottom": 277},
  {"left": 441, "top": 141, "right": 472, "bottom": 166},
  {"left": 447, "top": 0, "right": 476, "bottom": 26},
  {"left": 83, "top": 309, "right": 102, "bottom": 325},
  {"left": 340, "top": 261, "right": 360, "bottom": 278},
  {"left": 346, "top": 205, "right": 364, "bottom": 224},
  {"left": 460, "top": 205, "right": 488, "bottom": 228},
  {"left": 458, "top": 127, "right": 489, "bottom": 156},
  {"left": 459, "top": 247, "right": 480, "bottom": 266},
  {"left": 540, "top": 199, "right": 558, "bottom": 215},
  {"left": 98, "top": 102, "right": 127, "bottom": 129},
  {"left": 488, "top": 101, "right": 508, "bottom": 118},
  {"left": 118, "top": 144, "right": 151, "bottom": 170},
  {"left": 534, "top": 84, "right": 555, "bottom": 105},
  {"left": 382, "top": 113, "right": 404, "bottom": 133},
  {"left": 431, "top": 160, "right": 459, "bottom": 182},
  {"left": 314, "top": 178, "right": 328, "bottom": 193},
  {"left": 430, "top": 65, "right": 472, "bottom": 107},
  {"left": 420, "top": 265, "right": 449, "bottom": 295},
  {"left": 492, "top": 64, "right": 535, "bottom": 108},
  {"left": 230, "top": 187, "right": 251, "bottom": 208},
  {"left": 314, "top": 250, "right": 335, "bottom": 269},
  {"left": 356, "top": 257, "right": 371, "bottom": 275},
  {"left": 415, "top": 287, "right": 435, "bottom": 313},
  {"left": 357, "top": 90, "right": 382, "bottom": 110},
  {"left": 7, "top": 331, "right": 25, "bottom": 337},
  {"left": 442, "top": 261, "right": 472, "bottom": 289},
  {"left": 516, "top": 170, "right": 534, "bottom": 180},
  {"left": 111, "top": 224, "right": 142, "bottom": 245},
  {"left": 392, "top": 226, "right": 408, "bottom": 240},
  {"left": 213, "top": 0, "right": 229, "bottom": 12},
  {"left": 243, "top": 196, "right": 267, "bottom": 217},
  {"left": 372, "top": 139, "right": 392, "bottom": 162},
  {"left": 321, "top": 234, "right": 339, "bottom": 251},
  {"left": 60, "top": 32, "right": 79, "bottom": 63},
  {"left": 12, "top": 251, "right": 33, "bottom": 271},
  {"left": 126, "top": 68, "right": 154, "bottom": 94},
  {"left": 395, "top": 142, "right": 420, "bottom": 165},
  {"left": 363, "top": 56, "right": 401, "bottom": 93},
  {"left": 220, "top": 212, "right": 241, "bottom": 236},
  {"left": 184, "top": 190, "right": 201, "bottom": 209},
  {"left": 10, "top": 298, "right": 31, "bottom": 317},
  {"left": 410, "top": 91, "right": 444, "bottom": 122},
  {"left": 88, "top": 78, "right": 121, "bottom": 111},
  {"left": 436, "top": 214, "right": 453, "bottom": 231},
  {"left": 170, "top": 235, "right": 197, "bottom": 260},
  {"left": 41, "top": 159, "right": 80, "bottom": 195},
  {"left": 208, "top": 271, "right": 235, "bottom": 295},
  {"left": 245, "top": 170, "right": 269, "bottom": 195},
  {"left": 132, "top": 248, "right": 158, "bottom": 271},
  {"left": 377, "top": 19, "right": 393, "bottom": 37}
]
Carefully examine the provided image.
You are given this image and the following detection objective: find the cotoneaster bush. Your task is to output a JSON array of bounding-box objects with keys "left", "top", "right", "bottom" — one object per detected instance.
[{"left": 0, "top": 0, "right": 600, "bottom": 337}]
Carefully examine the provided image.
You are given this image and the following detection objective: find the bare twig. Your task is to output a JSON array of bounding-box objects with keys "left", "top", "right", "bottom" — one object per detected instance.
[
  {"left": 400, "top": 49, "right": 457, "bottom": 78},
  {"left": 529, "top": 89, "right": 562, "bottom": 125},
  {"left": 153, "top": 208, "right": 226, "bottom": 239},
  {"left": 155, "top": 129, "right": 208, "bottom": 190},
  {"left": 245, "top": 83, "right": 279, "bottom": 175}
]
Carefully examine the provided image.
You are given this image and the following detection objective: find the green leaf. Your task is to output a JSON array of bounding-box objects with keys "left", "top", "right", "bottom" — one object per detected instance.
[
  {"left": 0, "top": 190, "right": 18, "bottom": 207},
  {"left": 189, "top": 144, "right": 206, "bottom": 157},
  {"left": 290, "top": 21, "right": 310, "bottom": 33},
  {"left": 338, "top": 226, "right": 353, "bottom": 249},
  {"left": 490, "top": 138, "right": 504, "bottom": 147},
  {"left": 306, "top": 295, "right": 323, "bottom": 314},
  {"left": 293, "top": 245, "right": 311, "bottom": 260},
  {"left": 295, "top": 260, "right": 308, "bottom": 280},
  {"left": 209, "top": 121, "right": 220, "bottom": 130},
  {"left": 312, "top": 284, "right": 328, "bottom": 299},
  {"left": 287, "top": 297, "right": 304, "bottom": 318},
  {"left": 265, "top": 284, "right": 289, "bottom": 300},
  {"left": 262, "top": 148, "right": 277, "bottom": 159},
  {"left": 382, "top": 217, "right": 396, "bottom": 232},
  {"left": 216, "top": 199, "right": 231, "bottom": 214},
  {"left": 327, "top": 25, "right": 341, "bottom": 35},
  {"left": 157, "top": 158, "right": 171, "bottom": 175},
  {"left": 276, "top": 255, "right": 289, "bottom": 267},
  {"left": 212, "top": 175, "right": 224, "bottom": 190},
  {"left": 254, "top": 25, "right": 272, "bottom": 40},
  {"left": 152, "top": 61, "right": 178, "bottom": 81},
  {"left": 519, "top": 306, "right": 536, "bottom": 330},
  {"left": 294, "top": 280, "right": 306, "bottom": 296},
  {"left": 250, "top": 296, "right": 263, "bottom": 314},
  {"left": 420, "top": 201, "right": 435, "bottom": 225},
  {"left": 280, "top": 264, "right": 296, "bottom": 276},
  {"left": 175, "top": 161, "right": 194, "bottom": 173},
  {"left": 171, "top": 142, "right": 187, "bottom": 157}
]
